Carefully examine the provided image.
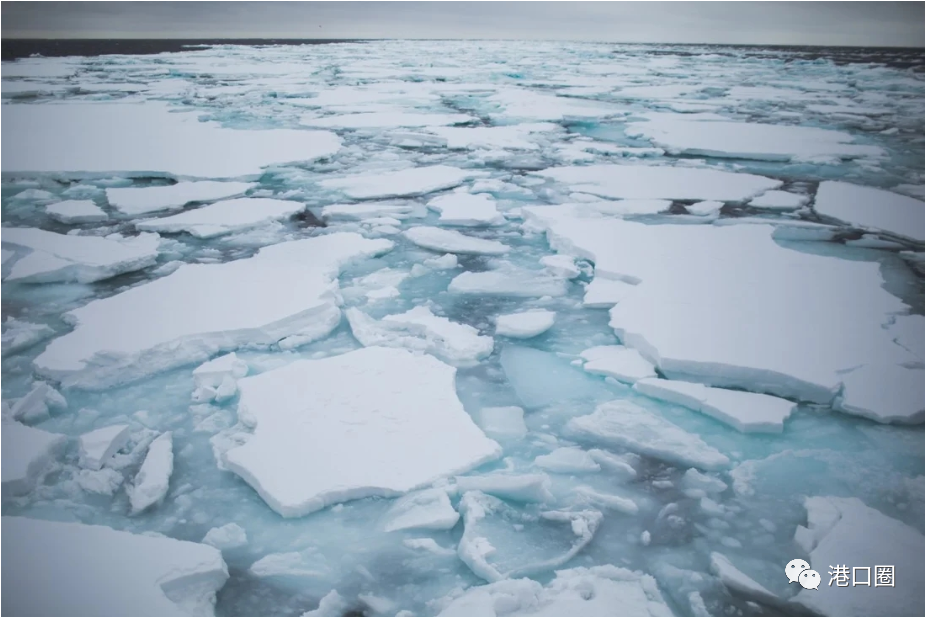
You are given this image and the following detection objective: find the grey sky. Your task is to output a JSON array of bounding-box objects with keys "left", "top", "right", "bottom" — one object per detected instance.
[{"left": 3, "top": 2, "right": 923, "bottom": 47}]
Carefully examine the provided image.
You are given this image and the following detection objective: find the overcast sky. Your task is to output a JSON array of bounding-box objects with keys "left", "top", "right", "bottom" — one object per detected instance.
[{"left": 3, "top": 2, "right": 923, "bottom": 47}]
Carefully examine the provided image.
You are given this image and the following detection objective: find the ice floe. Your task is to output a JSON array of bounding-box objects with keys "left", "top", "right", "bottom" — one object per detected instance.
[
  {"left": 580, "top": 345, "right": 657, "bottom": 384},
  {"left": 45, "top": 199, "right": 109, "bottom": 224},
  {"left": 634, "top": 378, "right": 798, "bottom": 433},
  {"left": 106, "top": 181, "right": 256, "bottom": 216},
  {"left": 2, "top": 227, "right": 160, "bottom": 284},
  {"left": 495, "top": 310, "right": 556, "bottom": 338},
  {"left": 1, "top": 421, "right": 67, "bottom": 497},
  {"left": 345, "top": 305, "right": 494, "bottom": 367},
  {"left": 223, "top": 347, "right": 500, "bottom": 517},
  {"left": 35, "top": 233, "right": 392, "bottom": 388},
  {"left": 473, "top": 406, "right": 528, "bottom": 440},
  {"left": 319, "top": 165, "right": 477, "bottom": 199},
  {"left": 321, "top": 201, "right": 418, "bottom": 220},
  {"left": 129, "top": 431, "right": 173, "bottom": 514},
  {"left": 814, "top": 181, "right": 925, "bottom": 243},
  {"left": 78, "top": 424, "right": 131, "bottom": 470},
  {"left": 3, "top": 102, "right": 341, "bottom": 178},
  {"left": 427, "top": 123, "right": 560, "bottom": 150},
  {"left": 582, "top": 277, "right": 636, "bottom": 307},
  {"left": 448, "top": 269, "right": 569, "bottom": 297},
  {"left": 833, "top": 364, "right": 924, "bottom": 424},
  {"left": 1, "top": 318, "right": 54, "bottom": 354},
  {"left": 535, "top": 447, "right": 601, "bottom": 473},
  {"left": 454, "top": 473, "right": 553, "bottom": 503},
  {"left": 302, "top": 111, "right": 470, "bottom": 128},
  {"left": 426, "top": 192, "right": 504, "bottom": 226},
  {"left": 404, "top": 226, "right": 509, "bottom": 255},
  {"left": 2, "top": 516, "right": 228, "bottom": 617},
  {"left": 747, "top": 190, "right": 809, "bottom": 211},
  {"left": 539, "top": 254, "right": 580, "bottom": 278},
  {"left": 381, "top": 488, "right": 460, "bottom": 532},
  {"left": 135, "top": 198, "right": 305, "bottom": 238},
  {"left": 202, "top": 523, "right": 248, "bottom": 550},
  {"left": 567, "top": 401, "right": 730, "bottom": 470}
]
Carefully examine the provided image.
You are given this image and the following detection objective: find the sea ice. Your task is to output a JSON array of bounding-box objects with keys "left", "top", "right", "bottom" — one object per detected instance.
[
  {"left": 320, "top": 201, "right": 417, "bottom": 220},
  {"left": 626, "top": 116, "right": 884, "bottom": 161},
  {"left": 814, "top": 181, "right": 925, "bottom": 243},
  {"left": 573, "top": 486, "right": 639, "bottom": 514},
  {"left": 381, "top": 488, "right": 460, "bottom": 532},
  {"left": 7, "top": 381, "right": 64, "bottom": 423},
  {"left": 2, "top": 101, "right": 341, "bottom": 178},
  {"left": 500, "top": 346, "right": 612, "bottom": 409},
  {"left": 202, "top": 523, "right": 248, "bottom": 550},
  {"left": 35, "top": 233, "right": 392, "bottom": 388},
  {"left": 2, "top": 228, "right": 160, "bottom": 284},
  {"left": 582, "top": 277, "right": 637, "bottom": 308},
  {"left": 539, "top": 254, "right": 580, "bottom": 278},
  {"left": 106, "top": 181, "right": 256, "bottom": 216},
  {"left": 580, "top": 345, "right": 657, "bottom": 384},
  {"left": 436, "top": 564, "right": 674, "bottom": 617},
  {"left": 448, "top": 270, "right": 569, "bottom": 297},
  {"left": 76, "top": 468, "right": 125, "bottom": 496},
  {"left": 428, "top": 123, "right": 560, "bottom": 150},
  {"left": 747, "top": 190, "right": 808, "bottom": 211},
  {"left": 634, "top": 378, "right": 798, "bottom": 433},
  {"left": 426, "top": 192, "right": 505, "bottom": 227},
  {"left": 345, "top": 305, "right": 494, "bottom": 367},
  {"left": 1, "top": 421, "right": 67, "bottom": 497},
  {"left": 193, "top": 353, "right": 249, "bottom": 389},
  {"left": 302, "top": 111, "right": 470, "bottom": 128},
  {"left": 495, "top": 310, "right": 556, "bottom": 338},
  {"left": 585, "top": 199, "right": 673, "bottom": 216},
  {"left": 1, "top": 318, "right": 54, "bottom": 354},
  {"left": 302, "top": 590, "right": 348, "bottom": 617},
  {"left": 709, "top": 553, "right": 778, "bottom": 605},
  {"left": 535, "top": 447, "right": 601, "bottom": 473},
  {"left": 457, "top": 491, "right": 602, "bottom": 582},
  {"left": 534, "top": 165, "right": 781, "bottom": 201},
  {"left": 686, "top": 200, "right": 724, "bottom": 216},
  {"left": 45, "top": 200, "right": 109, "bottom": 224},
  {"left": 2, "top": 516, "right": 228, "bottom": 617},
  {"left": 833, "top": 364, "right": 924, "bottom": 424},
  {"left": 136, "top": 198, "right": 305, "bottom": 238},
  {"left": 404, "top": 227, "right": 509, "bottom": 255},
  {"left": 792, "top": 496, "right": 924, "bottom": 617},
  {"left": 223, "top": 347, "right": 500, "bottom": 517},
  {"left": 78, "top": 424, "right": 131, "bottom": 470},
  {"left": 567, "top": 401, "right": 730, "bottom": 470},
  {"left": 129, "top": 431, "right": 173, "bottom": 514},
  {"left": 319, "top": 165, "right": 477, "bottom": 199},
  {"left": 473, "top": 406, "right": 528, "bottom": 440},
  {"left": 453, "top": 473, "right": 553, "bottom": 503}
]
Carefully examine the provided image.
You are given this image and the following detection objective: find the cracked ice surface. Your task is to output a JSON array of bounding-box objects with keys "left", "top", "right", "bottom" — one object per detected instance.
[{"left": 2, "top": 39, "right": 923, "bottom": 617}]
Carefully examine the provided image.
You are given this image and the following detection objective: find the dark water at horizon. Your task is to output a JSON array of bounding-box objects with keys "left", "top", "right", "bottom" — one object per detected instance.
[{"left": 3, "top": 38, "right": 924, "bottom": 71}]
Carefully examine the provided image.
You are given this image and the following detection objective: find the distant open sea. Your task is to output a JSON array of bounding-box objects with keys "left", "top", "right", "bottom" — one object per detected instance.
[{"left": 3, "top": 39, "right": 924, "bottom": 71}]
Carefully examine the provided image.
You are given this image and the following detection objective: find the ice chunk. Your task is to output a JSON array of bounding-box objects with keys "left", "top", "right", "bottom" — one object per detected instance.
[
  {"left": 320, "top": 201, "right": 416, "bottom": 220},
  {"left": 2, "top": 228, "right": 159, "bottom": 284},
  {"left": 539, "top": 254, "right": 580, "bottom": 278},
  {"left": 500, "top": 346, "right": 611, "bottom": 409},
  {"left": 680, "top": 468, "right": 727, "bottom": 497},
  {"left": 535, "top": 447, "right": 601, "bottom": 473},
  {"left": 402, "top": 537, "right": 456, "bottom": 556},
  {"left": 193, "top": 352, "right": 249, "bottom": 388},
  {"left": 686, "top": 200, "right": 724, "bottom": 216},
  {"left": 588, "top": 449, "right": 638, "bottom": 480},
  {"left": 302, "top": 111, "right": 470, "bottom": 128},
  {"left": 573, "top": 486, "right": 639, "bottom": 514},
  {"left": 303, "top": 590, "right": 348, "bottom": 617},
  {"left": 404, "top": 227, "right": 509, "bottom": 255},
  {"left": 583, "top": 277, "right": 636, "bottom": 308},
  {"left": 814, "top": 181, "right": 924, "bottom": 243},
  {"left": 382, "top": 488, "right": 460, "bottom": 532},
  {"left": 457, "top": 491, "right": 602, "bottom": 582},
  {"left": 748, "top": 190, "right": 808, "bottom": 211},
  {"left": 454, "top": 473, "right": 553, "bottom": 503},
  {"left": 580, "top": 345, "right": 657, "bottom": 384},
  {"left": 45, "top": 200, "right": 108, "bottom": 224},
  {"left": 567, "top": 401, "right": 730, "bottom": 471},
  {"left": 424, "top": 253, "right": 459, "bottom": 270},
  {"left": 634, "top": 378, "right": 798, "bottom": 433},
  {"left": 3, "top": 101, "right": 340, "bottom": 178},
  {"left": 346, "top": 306, "right": 494, "bottom": 368},
  {"left": 9, "top": 382, "right": 60, "bottom": 423},
  {"left": 319, "top": 165, "right": 476, "bottom": 199},
  {"left": 448, "top": 270, "right": 569, "bottom": 297},
  {"left": 35, "top": 233, "right": 392, "bottom": 389},
  {"left": 223, "top": 347, "right": 500, "bottom": 517},
  {"left": 79, "top": 424, "right": 131, "bottom": 470},
  {"left": 534, "top": 165, "right": 781, "bottom": 201},
  {"left": 436, "top": 564, "right": 674, "bottom": 617},
  {"left": 2, "top": 517, "right": 228, "bottom": 617},
  {"left": 709, "top": 553, "right": 778, "bottom": 604},
  {"left": 626, "top": 116, "right": 884, "bottom": 161},
  {"left": 1, "top": 421, "right": 67, "bottom": 497},
  {"left": 495, "top": 310, "right": 555, "bottom": 339},
  {"left": 249, "top": 551, "right": 327, "bottom": 580},
  {"left": 202, "top": 523, "right": 248, "bottom": 550},
  {"left": 586, "top": 199, "right": 673, "bottom": 216},
  {"left": 129, "top": 432, "right": 174, "bottom": 514},
  {"left": 136, "top": 198, "right": 304, "bottom": 238},
  {"left": 106, "top": 181, "right": 256, "bottom": 216},
  {"left": 10, "top": 188, "right": 56, "bottom": 203},
  {"left": 427, "top": 123, "right": 560, "bottom": 150},
  {"left": 426, "top": 192, "right": 504, "bottom": 227},
  {"left": 76, "top": 468, "right": 125, "bottom": 496},
  {"left": 834, "top": 364, "right": 924, "bottom": 424},
  {"left": 474, "top": 406, "right": 528, "bottom": 440},
  {"left": 1, "top": 318, "right": 54, "bottom": 354},
  {"left": 792, "top": 496, "right": 924, "bottom": 617}
]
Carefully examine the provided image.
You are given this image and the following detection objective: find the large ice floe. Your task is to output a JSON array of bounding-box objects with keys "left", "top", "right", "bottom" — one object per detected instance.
[
  {"left": 223, "top": 347, "right": 500, "bottom": 517},
  {"left": 34, "top": 233, "right": 392, "bottom": 388},
  {"left": 2, "top": 40, "right": 924, "bottom": 617},
  {"left": 2, "top": 516, "right": 228, "bottom": 617}
]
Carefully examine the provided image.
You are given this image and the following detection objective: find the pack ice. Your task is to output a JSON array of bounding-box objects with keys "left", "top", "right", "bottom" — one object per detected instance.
[
  {"left": 2, "top": 516, "right": 228, "bottom": 617},
  {"left": 34, "top": 233, "right": 393, "bottom": 388},
  {"left": 223, "top": 347, "right": 501, "bottom": 517},
  {"left": 106, "top": 181, "right": 256, "bottom": 216},
  {"left": 135, "top": 198, "right": 306, "bottom": 238}
]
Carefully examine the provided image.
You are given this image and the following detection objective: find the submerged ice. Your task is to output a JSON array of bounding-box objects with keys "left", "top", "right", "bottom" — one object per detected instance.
[{"left": 2, "top": 39, "right": 923, "bottom": 617}]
